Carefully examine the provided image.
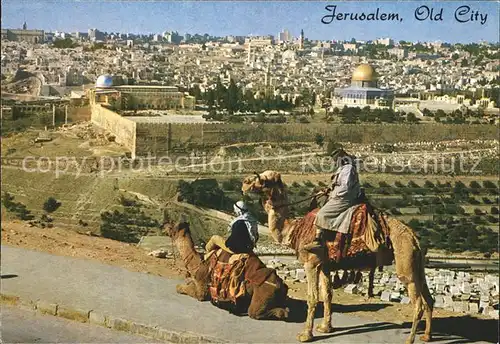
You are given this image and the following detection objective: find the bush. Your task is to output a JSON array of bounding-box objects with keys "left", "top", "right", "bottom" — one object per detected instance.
[
  {"left": 303, "top": 180, "right": 315, "bottom": 187},
  {"left": 390, "top": 208, "right": 402, "bottom": 215},
  {"left": 491, "top": 207, "right": 499, "bottom": 215},
  {"left": 379, "top": 181, "right": 391, "bottom": 187},
  {"left": 291, "top": 181, "right": 300, "bottom": 188},
  {"left": 473, "top": 208, "right": 485, "bottom": 215},
  {"left": 408, "top": 181, "right": 419, "bottom": 188},
  {"left": 43, "top": 197, "right": 61, "bottom": 213},
  {"left": 424, "top": 180, "right": 435, "bottom": 188},
  {"left": 483, "top": 180, "right": 497, "bottom": 189},
  {"left": 2, "top": 192, "right": 34, "bottom": 221},
  {"left": 469, "top": 181, "right": 482, "bottom": 189},
  {"left": 486, "top": 215, "right": 499, "bottom": 223},
  {"left": 394, "top": 181, "right": 405, "bottom": 188}
]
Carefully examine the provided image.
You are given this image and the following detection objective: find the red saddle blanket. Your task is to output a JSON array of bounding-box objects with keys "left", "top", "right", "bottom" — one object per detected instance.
[
  {"left": 207, "top": 250, "right": 275, "bottom": 304},
  {"left": 290, "top": 204, "right": 391, "bottom": 263}
]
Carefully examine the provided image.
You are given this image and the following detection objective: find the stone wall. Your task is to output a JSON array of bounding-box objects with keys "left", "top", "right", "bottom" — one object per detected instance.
[
  {"left": 133, "top": 122, "right": 498, "bottom": 157},
  {"left": 91, "top": 104, "right": 136, "bottom": 157}
]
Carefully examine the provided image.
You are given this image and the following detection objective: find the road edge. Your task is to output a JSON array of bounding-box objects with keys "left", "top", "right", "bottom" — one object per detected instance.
[{"left": 1, "top": 293, "right": 228, "bottom": 343}]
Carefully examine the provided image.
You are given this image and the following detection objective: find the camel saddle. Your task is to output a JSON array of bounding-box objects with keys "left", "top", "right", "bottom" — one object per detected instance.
[
  {"left": 291, "top": 203, "right": 393, "bottom": 264},
  {"left": 207, "top": 249, "right": 276, "bottom": 305}
]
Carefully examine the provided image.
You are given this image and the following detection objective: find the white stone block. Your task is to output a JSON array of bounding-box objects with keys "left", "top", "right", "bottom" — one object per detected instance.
[
  {"left": 380, "top": 290, "right": 391, "bottom": 302},
  {"left": 400, "top": 296, "right": 411, "bottom": 304},
  {"left": 450, "top": 286, "right": 461, "bottom": 295},
  {"left": 434, "top": 295, "right": 445, "bottom": 308},
  {"left": 489, "top": 310, "right": 499, "bottom": 319},
  {"left": 390, "top": 292, "right": 401, "bottom": 302},
  {"left": 453, "top": 301, "right": 467, "bottom": 313},
  {"left": 344, "top": 284, "right": 358, "bottom": 294},
  {"left": 468, "top": 303, "right": 479, "bottom": 314},
  {"left": 295, "top": 269, "right": 306, "bottom": 280},
  {"left": 461, "top": 282, "right": 471, "bottom": 294}
]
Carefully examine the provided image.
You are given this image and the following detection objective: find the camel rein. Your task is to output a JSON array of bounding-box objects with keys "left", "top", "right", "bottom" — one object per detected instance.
[{"left": 272, "top": 191, "right": 326, "bottom": 209}]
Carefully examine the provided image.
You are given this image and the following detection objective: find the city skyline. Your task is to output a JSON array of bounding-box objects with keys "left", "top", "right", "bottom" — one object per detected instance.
[{"left": 1, "top": 1, "right": 499, "bottom": 43}]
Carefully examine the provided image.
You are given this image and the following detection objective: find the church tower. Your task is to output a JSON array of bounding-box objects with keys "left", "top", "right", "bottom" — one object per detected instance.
[{"left": 299, "top": 29, "right": 304, "bottom": 50}]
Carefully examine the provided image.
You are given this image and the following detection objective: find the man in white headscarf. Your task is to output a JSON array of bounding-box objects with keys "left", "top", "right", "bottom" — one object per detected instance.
[
  {"left": 205, "top": 201, "right": 259, "bottom": 255},
  {"left": 225, "top": 201, "right": 259, "bottom": 253}
]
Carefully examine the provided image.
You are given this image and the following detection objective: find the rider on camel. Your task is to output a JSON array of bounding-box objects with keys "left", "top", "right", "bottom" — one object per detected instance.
[{"left": 303, "top": 148, "right": 363, "bottom": 252}]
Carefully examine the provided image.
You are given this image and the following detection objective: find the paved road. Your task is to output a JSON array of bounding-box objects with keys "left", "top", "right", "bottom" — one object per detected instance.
[
  {"left": 1, "top": 305, "right": 161, "bottom": 343},
  {"left": 1, "top": 245, "right": 495, "bottom": 343}
]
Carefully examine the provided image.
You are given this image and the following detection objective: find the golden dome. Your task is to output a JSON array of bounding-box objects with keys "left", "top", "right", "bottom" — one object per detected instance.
[{"left": 351, "top": 64, "right": 377, "bottom": 82}]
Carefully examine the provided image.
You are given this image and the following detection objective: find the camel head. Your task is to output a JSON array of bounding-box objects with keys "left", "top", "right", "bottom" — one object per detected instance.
[
  {"left": 163, "top": 221, "right": 191, "bottom": 241},
  {"left": 242, "top": 171, "right": 289, "bottom": 245}
]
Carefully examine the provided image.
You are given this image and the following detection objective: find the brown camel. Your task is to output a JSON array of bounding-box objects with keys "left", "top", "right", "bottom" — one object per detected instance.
[
  {"left": 242, "top": 171, "right": 434, "bottom": 344},
  {"left": 164, "top": 221, "right": 290, "bottom": 320}
]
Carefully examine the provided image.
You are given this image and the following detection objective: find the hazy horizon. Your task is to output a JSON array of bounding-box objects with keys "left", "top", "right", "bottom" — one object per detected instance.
[{"left": 1, "top": 1, "right": 499, "bottom": 43}]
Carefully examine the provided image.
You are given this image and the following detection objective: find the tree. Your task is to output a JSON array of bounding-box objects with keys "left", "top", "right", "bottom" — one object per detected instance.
[
  {"left": 315, "top": 133, "right": 325, "bottom": 147},
  {"left": 43, "top": 197, "right": 61, "bottom": 213}
]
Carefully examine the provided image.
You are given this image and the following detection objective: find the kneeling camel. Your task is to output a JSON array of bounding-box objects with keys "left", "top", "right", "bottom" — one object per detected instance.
[{"left": 164, "top": 221, "right": 289, "bottom": 320}]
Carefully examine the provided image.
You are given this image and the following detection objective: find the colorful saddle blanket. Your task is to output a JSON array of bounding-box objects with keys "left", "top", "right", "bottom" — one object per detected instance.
[
  {"left": 207, "top": 249, "right": 276, "bottom": 304},
  {"left": 291, "top": 204, "right": 392, "bottom": 263}
]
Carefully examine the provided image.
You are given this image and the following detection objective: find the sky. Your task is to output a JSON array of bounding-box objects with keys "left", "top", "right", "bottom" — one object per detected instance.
[{"left": 1, "top": 1, "right": 499, "bottom": 43}]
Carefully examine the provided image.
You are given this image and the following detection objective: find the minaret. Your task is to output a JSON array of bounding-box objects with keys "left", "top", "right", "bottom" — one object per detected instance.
[
  {"left": 247, "top": 42, "right": 252, "bottom": 65},
  {"left": 299, "top": 29, "right": 304, "bottom": 50}
]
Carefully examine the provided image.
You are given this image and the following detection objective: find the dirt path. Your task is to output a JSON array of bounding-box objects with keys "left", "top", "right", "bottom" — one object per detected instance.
[{"left": 1, "top": 220, "right": 492, "bottom": 326}]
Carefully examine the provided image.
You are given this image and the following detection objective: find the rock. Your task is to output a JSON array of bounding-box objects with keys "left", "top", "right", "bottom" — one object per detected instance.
[
  {"left": 381, "top": 290, "right": 391, "bottom": 302},
  {"left": 443, "top": 296, "right": 453, "bottom": 307},
  {"left": 434, "top": 295, "right": 445, "bottom": 308},
  {"left": 488, "top": 309, "right": 499, "bottom": 319},
  {"left": 468, "top": 302, "right": 479, "bottom": 314},
  {"left": 148, "top": 249, "right": 170, "bottom": 258},
  {"left": 453, "top": 301, "right": 467, "bottom": 313},
  {"left": 344, "top": 284, "right": 357, "bottom": 294},
  {"left": 450, "top": 286, "right": 461, "bottom": 295},
  {"left": 295, "top": 269, "right": 305, "bottom": 280},
  {"left": 390, "top": 292, "right": 401, "bottom": 302},
  {"left": 461, "top": 282, "right": 471, "bottom": 294},
  {"left": 400, "top": 296, "right": 411, "bottom": 304}
]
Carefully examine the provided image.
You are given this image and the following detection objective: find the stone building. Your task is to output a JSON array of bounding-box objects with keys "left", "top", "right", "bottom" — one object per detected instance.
[
  {"left": 1, "top": 27, "right": 44, "bottom": 44},
  {"left": 89, "top": 74, "right": 195, "bottom": 110},
  {"left": 332, "top": 64, "right": 394, "bottom": 108}
]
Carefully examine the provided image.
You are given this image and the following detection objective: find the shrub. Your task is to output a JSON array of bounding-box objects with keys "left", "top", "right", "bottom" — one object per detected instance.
[
  {"left": 468, "top": 197, "right": 480, "bottom": 205},
  {"left": 483, "top": 180, "right": 497, "bottom": 189},
  {"left": 491, "top": 207, "right": 499, "bottom": 215},
  {"left": 473, "top": 208, "right": 485, "bottom": 215},
  {"left": 408, "top": 181, "right": 419, "bottom": 188},
  {"left": 379, "top": 181, "right": 391, "bottom": 187},
  {"left": 424, "top": 180, "right": 435, "bottom": 188},
  {"left": 291, "top": 181, "right": 300, "bottom": 188},
  {"left": 394, "top": 181, "right": 405, "bottom": 188},
  {"left": 469, "top": 181, "right": 482, "bottom": 189},
  {"left": 482, "top": 197, "right": 493, "bottom": 204},
  {"left": 390, "top": 208, "right": 402, "bottom": 215},
  {"left": 487, "top": 215, "right": 499, "bottom": 223},
  {"left": 43, "top": 197, "right": 61, "bottom": 213},
  {"left": 2, "top": 192, "right": 35, "bottom": 221},
  {"left": 303, "top": 180, "right": 315, "bottom": 187}
]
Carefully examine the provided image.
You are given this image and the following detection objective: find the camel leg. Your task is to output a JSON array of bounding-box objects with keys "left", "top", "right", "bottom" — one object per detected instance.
[
  {"left": 406, "top": 282, "right": 424, "bottom": 344},
  {"left": 367, "top": 267, "right": 375, "bottom": 298},
  {"left": 297, "top": 262, "right": 320, "bottom": 343},
  {"left": 420, "top": 283, "right": 433, "bottom": 342},
  {"left": 316, "top": 267, "right": 333, "bottom": 334}
]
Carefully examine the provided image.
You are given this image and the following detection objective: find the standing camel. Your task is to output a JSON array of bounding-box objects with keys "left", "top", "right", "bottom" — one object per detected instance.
[
  {"left": 164, "top": 221, "right": 290, "bottom": 320},
  {"left": 242, "top": 171, "right": 434, "bottom": 344}
]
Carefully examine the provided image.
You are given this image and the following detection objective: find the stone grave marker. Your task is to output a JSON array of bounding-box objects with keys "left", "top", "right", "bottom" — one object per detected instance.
[
  {"left": 344, "top": 284, "right": 357, "bottom": 294},
  {"left": 434, "top": 295, "right": 445, "bottom": 308},
  {"left": 400, "top": 296, "right": 411, "bottom": 304},
  {"left": 381, "top": 290, "right": 391, "bottom": 302},
  {"left": 390, "top": 292, "right": 401, "bottom": 302},
  {"left": 295, "top": 269, "right": 306, "bottom": 280},
  {"left": 468, "top": 303, "right": 479, "bottom": 314},
  {"left": 453, "top": 301, "right": 467, "bottom": 313}
]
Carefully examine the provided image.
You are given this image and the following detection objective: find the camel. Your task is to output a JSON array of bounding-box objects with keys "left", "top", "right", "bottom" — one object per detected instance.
[
  {"left": 164, "top": 221, "right": 290, "bottom": 320},
  {"left": 242, "top": 171, "right": 434, "bottom": 344}
]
